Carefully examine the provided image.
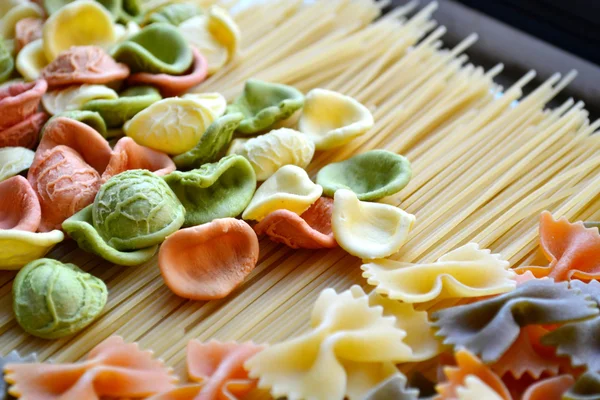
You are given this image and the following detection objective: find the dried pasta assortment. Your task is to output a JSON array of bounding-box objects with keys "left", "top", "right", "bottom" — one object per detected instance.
[{"left": 0, "top": 0, "right": 600, "bottom": 399}]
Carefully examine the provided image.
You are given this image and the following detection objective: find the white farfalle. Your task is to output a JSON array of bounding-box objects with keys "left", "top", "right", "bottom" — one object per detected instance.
[
  {"left": 15, "top": 39, "right": 48, "bottom": 81},
  {"left": 178, "top": 6, "right": 240, "bottom": 74},
  {"left": 361, "top": 243, "right": 516, "bottom": 303},
  {"left": 228, "top": 128, "right": 315, "bottom": 181},
  {"left": 456, "top": 376, "right": 505, "bottom": 400},
  {"left": 0, "top": 147, "right": 35, "bottom": 182},
  {"left": 298, "top": 88, "right": 374, "bottom": 150},
  {"left": 245, "top": 285, "right": 418, "bottom": 400},
  {"left": 332, "top": 189, "right": 415, "bottom": 259},
  {"left": 42, "top": 84, "right": 118, "bottom": 115},
  {"left": 241, "top": 164, "right": 322, "bottom": 221},
  {"left": 124, "top": 96, "right": 221, "bottom": 155}
]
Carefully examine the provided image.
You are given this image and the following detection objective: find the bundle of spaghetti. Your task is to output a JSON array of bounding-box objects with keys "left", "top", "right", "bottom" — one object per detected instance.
[{"left": 0, "top": 2, "right": 599, "bottom": 391}]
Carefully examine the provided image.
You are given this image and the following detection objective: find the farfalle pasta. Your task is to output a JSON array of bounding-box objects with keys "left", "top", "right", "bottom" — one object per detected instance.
[
  {"left": 164, "top": 155, "right": 256, "bottom": 227},
  {"left": 227, "top": 79, "right": 305, "bottom": 135},
  {"left": 242, "top": 164, "right": 322, "bottom": 221},
  {"left": 332, "top": 189, "right": 415, "bottom": 259},
  {"left": 124, "top": 94, "right": 223, "bottom": 155},
  {"left": 178, "top": 6, "right": 239, "bottom": 74},
  {"left": 0, "top": 351, "right": 36, "bottom": 400},
  {"left": 227, "top": 127, "right": 315, "bottom": 181},
  {"left": 0, "top": 146, "right": 34, "bottom": 181},
  {"left": 42, "top": 84, "right": 119, "bottom": 115},
  {"left": 317, "top": 150, "right": 412, "bottom": 201},
  {"left": 245, "top": 285, "right": 421, "bottom": 400},
  {"left": 298, "top": 88, "right": 374, "bottom": 150},
  {"left": 361, "top": 243, "right": 516, "bottom": 303},
  {"left": 563, "top": 371, "right": 600, "bottom": 400},
  {"left": 253, "top": 197, "right": 337, "bottom": 249},
  {"left": 159, "top": 218, "right": 259, "bottom": 300},
  {"left": 516, "top": 211, "right": 600, "bottom": 281},
  {"left": 4, "top": 336, "right": 177, "bottom": 399},
  {"left": 363, "top": 374, "right": 419, "bottom": 400},
  {"left": 521, "top": 375, "right": 575, "bottom": 400},
  {"left": 432, "top": 280, "right": 599, "bottom": 363}
]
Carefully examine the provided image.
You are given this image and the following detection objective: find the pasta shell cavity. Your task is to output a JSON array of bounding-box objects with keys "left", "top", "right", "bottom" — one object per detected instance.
[
  {"left": 298, "top": 88, "right": 374, "bottom": 150},
  {"left": 178, "top": 6, "right": 239, "bottom": 74},
  {"left": 158, "top": 218, "right": 259, "bottom": 300},
  {"left": 317, "top": 150, "right": 412, "bottom": 201},
  {"left": 242, "top": 164, "right": 322, "bottom": 221},
  {"left": 15, "top": 39, "right": 47, "bottom": 81},
  {"left": 227, "top": 128, "right": 315, "bottom": 181},
  {"left": 42, "top": 0, "right": 116, "bottom": 61},
  {"left": 332, "top": 189, "right": 415, "bottom": 259},
  {"left": 165, "top": 155, "right": 256, "bottom": 227},
  {"left": 124, "top": 93, "right": 225, "bottom": 155},
  {"left": 0, "top": 229, "right": 64, "bottom": 270},
  {"left": 362, "top": 243, "right": 516, "bottom": 303},
  {"left": 227, "top": 79, "right": 305, "bottom": 135},
  {"left": 111, "top": 22, "right": 193, "bottom": 74},
  {"left": 42, "top": 84, "right": 119, "bottom": 115},
  {"left": 12, "top": 258, "right": 107, "bottom": 339},
  {"left": 0, "top": 146, "right": 35, "bottom": 181},
  {"left": 0, "top": 175, "right": 40, "bottom": 232},
  {"left": 0, "top": 1, "right": 43, "bottom": 39}
]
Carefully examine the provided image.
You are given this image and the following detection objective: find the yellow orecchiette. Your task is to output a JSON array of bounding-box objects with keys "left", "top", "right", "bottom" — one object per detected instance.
[
  {"left": 124, "top": 95, "right": 224, "bottom": 155},
  {"left": 0, "top": 230, "right": 64, "bottom": 270},
  {"left": 178, "top": 6, "right": 240, "bottom": 74},
  {"left": 0, "top": 1, "right": 43, "bottom": 39},
  {"left": 242, "top": 165, "right": 322, "bottom": 221},
  {"left": 361, "top": 243, "right": 516, "bottom": 303},
  {"left": 42, "top": 84, "right": 119, "bottom": 115},
  {"left": 15, "top": 39, "right": 47, "bottom": 81},
  {"left": 227, "top": 128, "right": 315, "bottom": 181},
  {"left": 332, "top": 189, "right": 415, "bottom": 259},
  {"left": 42, "top": 0, "right": 116, "bottom": 61},
  {"left": 298, "top": 88, "right": 374, "bottom": 150},
  {"left": 245, "top": 285, "right": 422, "bottom": 400}
]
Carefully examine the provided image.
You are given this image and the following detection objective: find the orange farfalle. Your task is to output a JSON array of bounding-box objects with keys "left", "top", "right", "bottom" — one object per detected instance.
[
  {"left": 149, "top": 340, "right": 264, "bottom": 400},
  {"left": 0, "top": 112, "right": 48, "bottom": 148},
  {"left": 128, "top": 48, "right": 208, "bottom": 97},
  {"left": 4, "top": 336, "right": 177, "bottom": 400},
  {"left": 521, "top": 375, "right": 575, "bottom": 400},
  {"left": 15, "top": 17, "right": 43, "bottom": 51},
  {"left": 253, "top": 197, "right": 337, "bottom": 249},
  {"left": 0, "top": 176, "right": 41, "bottom": 231},
  {"left": 41, "top": 46, "right": 130, "bottom": 87},
  {"left": 491, "top": 326, "right": 563, "bottom": 379},
  {"left": 515, "top": 211, "right": 600, "bottom": 281},
  {"left": 0, "top": 80, "right": 47, "bottom": 131},
  {"left": 159, "top": 218, "right": 260, "bottom": 300},
  {"left": 436, "top": 349, "right": 512, "bottom": 400},
  {"left": 103, "top": 137, "right": 176, "bottom": 181}
]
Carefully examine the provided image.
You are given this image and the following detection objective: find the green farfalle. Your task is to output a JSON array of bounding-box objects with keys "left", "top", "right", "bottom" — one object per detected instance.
[
  {"left": 13, "top": 258, "right": 107, "bottom": 339},
  {"left": 42, "top": 110, "right": 108, "bottom": 139},
  {"left": 164, "top": 155, "right": 256, "bottom": 227},
  {"left": 317, "top": 150, "right": 412, "bottom": 201},
  {"left": 431, "top": 280, "right": 599, "bottom": 363},
  {"left": 63, "top": 205, "right": 159, "bottom": 266},
  {"left": 227, "top": 79, "right": 304, "bottom": 135},
  {"left": 541, "top": 280, "right": 600, "bottom": 372},
  {"left": 145, "top": 2, "right": 202, "bottom": 25},
  {"left": 563, "top": 371, "right": 600, "bottom": 400},
  {"left": 0, "top": 37, "right": 14, "bottom": 84},
  {"left": 173, "top": 112, "right": 243, "bottom": 170},
  {"left": 111, "top": 22, "right": 193, "bottom": 74},
  {"left": 82, "top": 86, "right": 161, "bottom": 129}
]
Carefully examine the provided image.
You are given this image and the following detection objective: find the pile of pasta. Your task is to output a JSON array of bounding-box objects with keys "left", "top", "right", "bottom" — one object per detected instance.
[{"left": 0, "top": 0, "right": 600, "bottom": 399}]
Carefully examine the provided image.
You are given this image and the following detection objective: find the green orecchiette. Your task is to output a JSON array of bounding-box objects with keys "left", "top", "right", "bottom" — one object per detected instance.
[
  {"left": 63, "top": 205, "right": 158, "bottom": 266},
  {"left": 43, "top": 110, "right": 108, "bottom": 138},
  {"left": 82, "top": 86, "right": 161, "bottom": 129},
  {"left": 13, "top": 258, "right": 107, "bottom": 339},
  {"left": 173, "top": 112, "right": 243, "bottom": 170},
  {"left": 227, "top": 79, "right": 305, "bottom": 135},
  {"left": 0, "top": 147, "right": 35, "bottom": 182},
  {"left": 164, "top": 155, "right": 256, "bottom": 227},
  {"left": 0, "top": 36, "right": 14, "bottom": 83},
  {"left": 111, "top": 22, "right": 193, "bottom": 74},
  {"left": 93, "top": 169, "right": 185, "bottom": 251},
  {"left": 317, "top": 150, "right": 412, "bottom": 201},
  {"left": 145, "top": 2, "right": 202, "bottom": 25}
]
